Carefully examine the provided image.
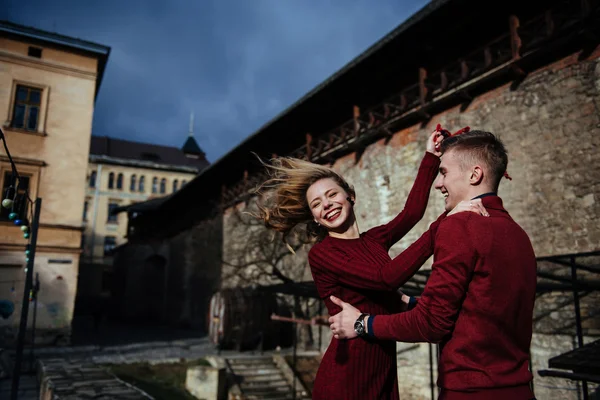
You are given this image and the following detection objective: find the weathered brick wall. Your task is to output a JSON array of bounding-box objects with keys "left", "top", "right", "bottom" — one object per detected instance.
[{"left": 219, "top": 51, "right": 600, "bottom": 398}]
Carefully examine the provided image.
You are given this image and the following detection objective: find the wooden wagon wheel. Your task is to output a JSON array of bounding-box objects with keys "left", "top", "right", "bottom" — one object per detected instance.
[{"left": 208, "top": 291, "right": 225, "bottom": 346}]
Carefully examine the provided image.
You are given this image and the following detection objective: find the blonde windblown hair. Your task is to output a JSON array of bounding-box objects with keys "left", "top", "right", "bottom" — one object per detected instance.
[{"left": 255, "top": 156, "right": 355, "bottom": 246}]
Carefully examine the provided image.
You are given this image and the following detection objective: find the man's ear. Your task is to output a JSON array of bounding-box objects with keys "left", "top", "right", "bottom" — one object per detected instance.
[{"left": 469, "top": 165, "right": 484, "bottom": 185}]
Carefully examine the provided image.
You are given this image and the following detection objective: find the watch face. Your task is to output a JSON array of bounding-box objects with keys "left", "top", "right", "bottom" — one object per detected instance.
[{"left": 354, "top": 320, "right": 364, "bottom": 335}]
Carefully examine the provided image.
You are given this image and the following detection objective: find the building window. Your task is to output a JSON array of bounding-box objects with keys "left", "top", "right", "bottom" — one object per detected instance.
[
  {"left": 152, "top": 177, "right": 158, "bottom": 194},
  {"left": 1, "top": 172, "right": 30, "bottom": 221},
  {"left": 138, "top": 176, "right": 145, "bottom": 192},
  {"left": 107, "top": 202, "right": 119, "bottom": 223},
  {"left": 160, "top": 178, "right": 166, "bottom": 194},
  {"left": 104, "top": 236, "right": 117, "bottom": 256},
  {"left": 108, "top": 172, "right": 115, "bottom": 189},
  {"left": 28, "top": 46, "right": 43, "bottom": 58},
  {"left": 83, "top": 199, "right": 89, "bottom": 221},
  {"left": 116, "top": 173, "right": 123, "bottom": 190},
  {"left": 12, "top": 85, "right": 42, "bottom": 131},
  {"left": 130, "top": 175, "right": 136, "bottom": 192},
  {"left": 89, "top": 171, "right": 97, "bottom": 188},
  {"left": 172, "top": 179, "right": 179, "bottom": 192}
]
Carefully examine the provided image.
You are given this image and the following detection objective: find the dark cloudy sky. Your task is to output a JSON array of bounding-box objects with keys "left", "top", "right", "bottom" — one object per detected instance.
[{"left": 3, "top": 0, "right": 428, "bottom": 163}]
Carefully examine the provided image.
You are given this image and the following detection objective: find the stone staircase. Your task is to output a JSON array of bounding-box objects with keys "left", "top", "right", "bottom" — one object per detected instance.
[{"left": 225, "top": 356, "right": 309, "bottom": 400}]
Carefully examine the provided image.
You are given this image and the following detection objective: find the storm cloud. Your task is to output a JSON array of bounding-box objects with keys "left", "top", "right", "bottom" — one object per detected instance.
[{"left": 3, "top": 0, "right": 428, "bottom": 162}]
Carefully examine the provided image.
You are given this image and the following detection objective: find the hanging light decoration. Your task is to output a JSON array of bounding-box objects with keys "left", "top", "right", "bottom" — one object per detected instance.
[{"left": 2, "top": 178, "right": 16, "bottom": 210}]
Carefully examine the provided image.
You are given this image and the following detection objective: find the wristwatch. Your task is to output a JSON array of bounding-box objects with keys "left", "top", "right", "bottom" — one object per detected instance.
[{"left": 354, "top": 313, "right": 370, "bottom": 337}]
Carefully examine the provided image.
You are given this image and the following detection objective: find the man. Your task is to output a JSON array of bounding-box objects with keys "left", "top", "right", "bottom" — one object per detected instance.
[{"left": 329, "top": 130, "right": 537, "bottom": 399}]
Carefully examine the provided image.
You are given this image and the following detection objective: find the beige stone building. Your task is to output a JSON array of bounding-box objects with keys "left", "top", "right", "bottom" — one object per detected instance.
[
  {"left": 0, "top": 21, "right": 109, "bottom": 344},
  {"left": 77, "top": 129, "right": 208, "bottom": 308}
]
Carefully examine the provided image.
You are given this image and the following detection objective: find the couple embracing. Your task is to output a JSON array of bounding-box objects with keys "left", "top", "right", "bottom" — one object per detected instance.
[{"left": 256, "top": 127, "right": 536, "bottom": 400}]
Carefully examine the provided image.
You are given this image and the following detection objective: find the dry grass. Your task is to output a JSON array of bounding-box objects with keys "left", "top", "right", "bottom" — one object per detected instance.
[{"left": 106, "top": 359, "right": 210, "bottom": 400}]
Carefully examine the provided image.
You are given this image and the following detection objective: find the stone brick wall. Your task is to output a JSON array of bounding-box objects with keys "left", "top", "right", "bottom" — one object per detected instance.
[{"left": 216, "top": 50, "right": 600, "bottom": 398}]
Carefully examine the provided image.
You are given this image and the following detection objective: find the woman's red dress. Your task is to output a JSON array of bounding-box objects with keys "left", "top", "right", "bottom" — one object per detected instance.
[{"left": 308, "top": 152, "right": 442, "bottom": 399}]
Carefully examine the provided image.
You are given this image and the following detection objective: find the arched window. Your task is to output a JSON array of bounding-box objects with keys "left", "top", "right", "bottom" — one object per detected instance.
[
  {"left": 152, "top": 177, "right": 158, "bottom": 194},
  {"left": 130, "top": 175, "right": 137, "bottom": 192},
  {"left": 89, "top": 171, "right": 97, "bottom": 188},
  {"left": 108, "top": 172, "right": 115, "bottom": 189},
  {"left": 116, "top": 173, "right": 124, "bottom": 190},
  {"left": 139, "top": 176, "right": 145, "bottom": 192},
  {"left": 172, "top": 179, "right": 179, "bottom": 192},
  {"left": 160, "top": 178, "right": 166, "bottom": 194}
]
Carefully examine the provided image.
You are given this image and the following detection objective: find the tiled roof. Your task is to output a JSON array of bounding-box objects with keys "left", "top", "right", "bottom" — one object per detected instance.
[{"left": 90, "top": 136, "right": 209, "bottom": 171}]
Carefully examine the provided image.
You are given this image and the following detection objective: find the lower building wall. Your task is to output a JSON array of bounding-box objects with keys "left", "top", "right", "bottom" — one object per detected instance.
[{"left": 0, "top": 250, "right": 79, "bottom": 346}]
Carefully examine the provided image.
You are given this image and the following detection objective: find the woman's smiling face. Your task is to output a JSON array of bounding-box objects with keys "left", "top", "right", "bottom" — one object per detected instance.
[{"left": 306, "top": 178, "right": 354, "bottom": 232}]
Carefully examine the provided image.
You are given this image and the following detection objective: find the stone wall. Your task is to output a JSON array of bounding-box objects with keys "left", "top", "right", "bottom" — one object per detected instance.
[
  {"left": 215, "top": 49, "right": 600, "bottom": 398},
  {"left": 111, "top": 242, "right": 170, "bottom": 323},
  {"left": 171, "top": 213, "right": 223, "bottom": 331},
  {"left": 109, "top": 213, "right": 222, "bottom": 331}
]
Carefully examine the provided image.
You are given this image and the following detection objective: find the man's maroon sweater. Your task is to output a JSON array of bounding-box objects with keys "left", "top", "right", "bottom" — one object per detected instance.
[{"left": 372, "top": 196, "right": 537, "bottom": 399}]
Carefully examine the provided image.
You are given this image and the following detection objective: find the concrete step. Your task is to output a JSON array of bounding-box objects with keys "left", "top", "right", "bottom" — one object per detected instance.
[
  {"left": 226, "top": 355, "right": 312, "bottom": 400},
  {"left": 228, "top": 357, "right": 273, "bottom": 365},
  {"left": 240, "top": 374, "right": 286, "bottom": 383},
  {"left": 243, "top": 386, "right": 294, "bottom": 395},
  {"left": 232, "top": 367, "right": 282, "bottom": 375},
  {"left": 242, "top": 394, "right": 308, "bottom": 400},
  {"left": 240, "top": 380, "right": 290, "bottom": 390}
]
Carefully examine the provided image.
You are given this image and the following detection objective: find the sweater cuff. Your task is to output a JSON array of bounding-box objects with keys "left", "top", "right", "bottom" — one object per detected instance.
[
  {"left": 371, "top": 314, "right": 392, "bottom": 340},
  {"left": 367, "top": 315, "right": 375, "bottom": 337},
  {"left": 422, "top": 151, "right": 441, "bottom": 166},
  {"left": 408, "top": 296, "right": 418, "bottom": 311}
]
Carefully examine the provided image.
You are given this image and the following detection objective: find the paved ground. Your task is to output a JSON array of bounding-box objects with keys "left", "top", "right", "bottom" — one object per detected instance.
[
  {"left": 35, "top": 336, "right": 220, "bottom": 364},
  {"left": 0, "top": 313, "right": 314, "bottom": 400},
  {"left": 0, "top": 374, "right": 38, "bottom": 400},
  {"left": 70, "top": 315, "right": 203, "bottom": 347},
  {"left": 0, "top": 335, "right": 286, "bottom": 399}
]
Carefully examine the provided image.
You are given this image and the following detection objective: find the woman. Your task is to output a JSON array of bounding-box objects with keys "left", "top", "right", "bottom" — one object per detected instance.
[{"left": 256, "top": 131, "right": 486, "bottom": 399}]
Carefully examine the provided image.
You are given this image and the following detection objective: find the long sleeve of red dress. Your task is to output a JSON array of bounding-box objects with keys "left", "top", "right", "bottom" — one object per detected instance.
[
  {"left": 308, "top": 151, "right": 443, "bottom": 293},
  {"left": 309, "top": 214, "right": 444, "bottom": 291}
]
